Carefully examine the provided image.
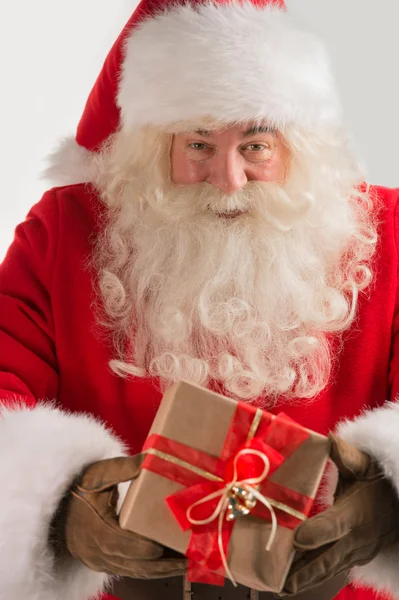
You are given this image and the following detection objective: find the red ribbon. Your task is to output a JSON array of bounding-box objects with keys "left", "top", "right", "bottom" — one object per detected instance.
[{"left": 142, "top": 402, "right": 312, "bottom": 586}]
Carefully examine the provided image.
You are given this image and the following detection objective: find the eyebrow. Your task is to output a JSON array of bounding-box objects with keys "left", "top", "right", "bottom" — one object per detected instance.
[
  {"left": 243, "top": 125, "right": 277, "bottom": 137},
  {"left": 194, "top": 129, "right": 212, "bottom": 137},
  {"left": 193, "top": 125, "right": 277, "bottom": 138}
]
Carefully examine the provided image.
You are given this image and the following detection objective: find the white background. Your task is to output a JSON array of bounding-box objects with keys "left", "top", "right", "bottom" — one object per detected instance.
[{"left": 0, "top": 0, "right": 398, "bottom": 259}]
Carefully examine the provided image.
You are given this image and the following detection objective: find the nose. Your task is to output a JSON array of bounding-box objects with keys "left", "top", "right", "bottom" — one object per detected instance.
[{"left": 206, "top": 151, "right": 247, "bottom": 195}]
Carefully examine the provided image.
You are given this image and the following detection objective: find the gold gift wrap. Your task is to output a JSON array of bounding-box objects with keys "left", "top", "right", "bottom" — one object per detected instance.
[{"left": 119, "top": 381, "right": 330, "bottom": 592}]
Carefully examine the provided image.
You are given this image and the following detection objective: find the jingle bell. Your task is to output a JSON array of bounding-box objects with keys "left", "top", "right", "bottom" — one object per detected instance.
[{"left": 226, "top": 486, "right": 257, "bottom": 521}]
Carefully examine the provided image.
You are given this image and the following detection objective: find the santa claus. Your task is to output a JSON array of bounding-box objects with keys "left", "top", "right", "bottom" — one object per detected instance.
[{"left": 0, "top": 0, "right": 398, "bottom": 599}]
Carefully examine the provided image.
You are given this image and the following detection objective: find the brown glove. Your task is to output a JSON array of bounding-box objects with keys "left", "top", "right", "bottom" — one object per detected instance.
[
  {"left": 279, "top": 434, "right": 399, "bottom": 597},
  {"left": 56, "top": 454, "right": 187, "bottom": 579}
]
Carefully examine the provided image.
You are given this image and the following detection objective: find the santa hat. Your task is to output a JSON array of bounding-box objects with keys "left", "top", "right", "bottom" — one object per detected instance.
[{"left": 45, "top": 0, "right": 342, "bottom": 185}]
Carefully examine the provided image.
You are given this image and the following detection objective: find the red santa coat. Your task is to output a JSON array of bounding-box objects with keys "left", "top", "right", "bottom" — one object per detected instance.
[{"left": 1, "top": 182, "right": 399, "bottom": 600}]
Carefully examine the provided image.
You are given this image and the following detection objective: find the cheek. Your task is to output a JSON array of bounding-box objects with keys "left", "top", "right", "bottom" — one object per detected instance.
[{"left": 171, "top": 147, "right": 206, "bottom": 184}]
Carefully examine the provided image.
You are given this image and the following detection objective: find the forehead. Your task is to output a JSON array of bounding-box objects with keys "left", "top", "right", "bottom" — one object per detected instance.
[{"left": 176, "top": 121, "right": 277, "bottom": 139}]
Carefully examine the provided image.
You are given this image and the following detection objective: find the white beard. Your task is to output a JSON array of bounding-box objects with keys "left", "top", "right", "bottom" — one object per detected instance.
[{"left": 94, "top": 128, "right": 377, "bottom": 404}]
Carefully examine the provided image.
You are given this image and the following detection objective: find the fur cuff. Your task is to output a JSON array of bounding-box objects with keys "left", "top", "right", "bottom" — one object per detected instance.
[
  {"left": 336, "top": 402, "right": 399, "bottom": 597},
  {"left": 0, "top": 403, "right": 126, "bottom": 600}
]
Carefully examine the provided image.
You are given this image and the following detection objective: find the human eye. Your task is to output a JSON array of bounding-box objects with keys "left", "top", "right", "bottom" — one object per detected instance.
[
  {"left": 253, "top": 143, "right": 268, "bottom": 151},
  {"left": 242, "top": 142, "right": 272, "bottom": 162},
  {"left": 190, "top": 142, "right": 205, "bottom": 150},
  {"left": 188, "top": 142, "right": 209, "bottom": 151},
  {"left": 185, "top": 141, "right": 214, "bottom": 160},
  {"left": 245, "top": 143, "right": 270, "bottom": 152}
]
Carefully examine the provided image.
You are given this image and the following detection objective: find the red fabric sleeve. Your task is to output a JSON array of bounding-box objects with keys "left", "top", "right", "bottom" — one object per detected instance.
[
  {"left": 0, "top": 190, "right": 59, "bottom": 406},
  {"left": 389, "top": 189, "right": 399, "bottom": 400}
]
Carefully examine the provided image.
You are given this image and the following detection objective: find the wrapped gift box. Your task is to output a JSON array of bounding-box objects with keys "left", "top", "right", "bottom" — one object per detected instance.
[{"left": 120, "top": 381, "right": 330, "bottom": 592}]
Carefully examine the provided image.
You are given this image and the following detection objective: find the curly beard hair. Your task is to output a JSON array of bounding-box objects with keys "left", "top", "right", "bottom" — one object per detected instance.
[{"left": 92, "top": 124, "right": 377, "bottom": 405}]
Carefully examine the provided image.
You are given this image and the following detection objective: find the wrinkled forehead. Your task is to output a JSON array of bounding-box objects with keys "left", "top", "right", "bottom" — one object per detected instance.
[
  {"left": 165, "top": 117, "right": 282, "bottom": 136},
  {"left": 180, "top": 123, "right": 279, "bottom": 138}
]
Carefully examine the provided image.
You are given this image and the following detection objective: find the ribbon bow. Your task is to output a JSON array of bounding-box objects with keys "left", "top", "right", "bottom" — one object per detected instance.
[{"left": 185, "top": 447, "right": 278, "bottom": 585}]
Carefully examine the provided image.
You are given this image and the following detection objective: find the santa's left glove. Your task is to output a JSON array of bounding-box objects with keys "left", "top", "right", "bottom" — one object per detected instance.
[
  {"left": 53, "top": 454, "right": 187, "bottom": 579},
  {"left": 278, "top": 434, "right": 399, "bottom": 597}
]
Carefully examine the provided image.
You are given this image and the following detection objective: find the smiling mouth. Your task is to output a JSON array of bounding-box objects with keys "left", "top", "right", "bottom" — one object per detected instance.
[{"left": 215, "top": 209, "right": 248, "bottom": 219}]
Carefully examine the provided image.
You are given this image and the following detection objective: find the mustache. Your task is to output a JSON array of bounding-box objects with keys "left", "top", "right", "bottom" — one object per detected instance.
[{"left": 164, "top": 181, "right": 313, "bottom": 231}]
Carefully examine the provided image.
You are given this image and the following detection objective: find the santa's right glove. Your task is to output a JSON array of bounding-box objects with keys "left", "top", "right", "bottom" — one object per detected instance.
[
  {"left": 278, "top": 435, "right": 399, "bottom": 597},
  {"left": 54, "top": 454, "right": 187, "bottom": 579}
]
